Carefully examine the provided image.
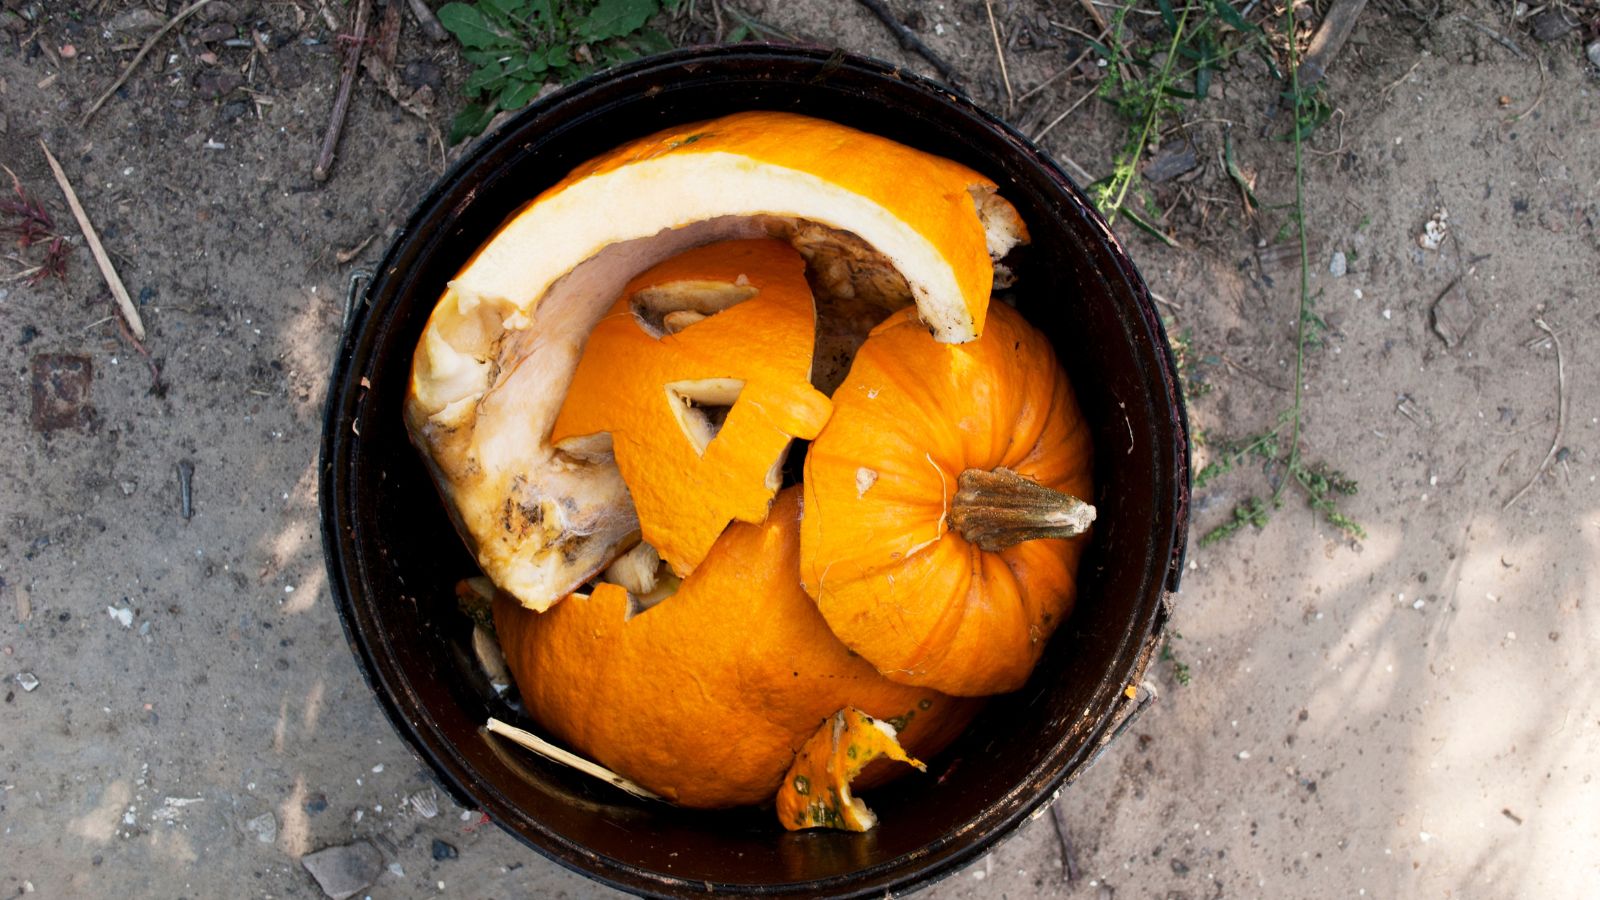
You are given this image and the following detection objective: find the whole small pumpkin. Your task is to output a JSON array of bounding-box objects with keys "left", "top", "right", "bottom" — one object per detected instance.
[{"left": 800, "top": 302, "right": 1095, "bottom": 697}]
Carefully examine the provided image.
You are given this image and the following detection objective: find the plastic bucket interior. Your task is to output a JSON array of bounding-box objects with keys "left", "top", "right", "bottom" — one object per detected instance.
[{"left": 320, "top": 45, "right": 1189, "bottom": 899}]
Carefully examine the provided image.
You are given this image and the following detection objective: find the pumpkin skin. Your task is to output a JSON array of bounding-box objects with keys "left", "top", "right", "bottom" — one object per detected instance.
[
  {"left": 550, "top": 240, "right": 832, "bottom": 577},
  {"left": 407, "top": 111, "right": 1028, "bottom": 612},
  {"left": 799, "top": 302, "right": 1095, "bottom": 697},
  {"left": 492, "top": 489, "right": 981, "bottom": 809},
  {"left": 776, "top": 708, "right": 923, "bottom": 832}
]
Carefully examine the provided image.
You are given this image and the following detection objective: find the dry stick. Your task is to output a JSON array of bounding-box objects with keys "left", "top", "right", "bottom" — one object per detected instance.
[
  {"left": 854, "top": 0, "right": 965, "bottom": 87},
  {"left": 80, "top": 0, "right": 216, "bottom": 126},
  {"left": 1457, "top": 16, "right": 1529, "bottom": 60},
  {"left": 38, "top": 140, "right": 145, "bottom": 341},
  {"left": 984, "top": 0, "right": 1015, "bottom": 111},
  {"left": 377, "top": 0, "right": 402, "bottom": 72},
  {"left": 1049, "top": 800, "right": 1082, "bottom": 885},
  {"left": 1076, "top": 0, "right": 1130, "bottom": 84},
  {"left": 1296, "top": 0, "right": 1367, "bottom": 89},
  {"left": 405, "top": 0, "right": 449, "bottom": 42},
  {"left": 315, "top": 0, "right": 373, "bottom": 182},
  {"left": 1032, "top": 83, "right": 1098, "bottom": 143},
  {"left": 486, "top": 718, "right": 661, "bottom": 800},
  {"left": 1503, "top": 319, "right": 1566, "bottom": 510},
  {"left": 1503, "top": 56, "right": 1545, "bottom": 124}
]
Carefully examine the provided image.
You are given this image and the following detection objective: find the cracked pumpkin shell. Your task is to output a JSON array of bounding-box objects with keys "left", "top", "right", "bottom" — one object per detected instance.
[
  {"left": 406, "top": 111, "right": 1027, "bottom": 612},
  {"left": 491, "top": 488, "right": 981, "bottom": 809},
  {"left": 800, "top": 302, "right": 1096, "bottom": 697},
  {"left": 550, "top": 239, "right": 832, "bottom": 576}
]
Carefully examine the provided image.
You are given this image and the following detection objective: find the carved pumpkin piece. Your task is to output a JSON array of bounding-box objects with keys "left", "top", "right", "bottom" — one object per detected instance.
[
  {"left": 775, "top": 707, "right": 924, "bottom": 832},
  {"left": 800, "top": 302, "right": 1096, "bottom": 697},
  {"left": 551, "top": 240, "right": 833, "bottom": 576},
  {"left": 491, "top": 489, "right": 980, "bottom": 809}
]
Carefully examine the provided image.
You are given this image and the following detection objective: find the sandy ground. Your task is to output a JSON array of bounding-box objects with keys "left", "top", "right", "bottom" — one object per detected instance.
[{"left": 2, "top": 1, "right": 1597, "bottom": 897}]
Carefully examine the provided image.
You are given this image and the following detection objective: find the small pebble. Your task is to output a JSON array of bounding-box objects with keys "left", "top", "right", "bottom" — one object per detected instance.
[
  {"left": 246, "top": 811, "right": 277, "bottom": 844},
  {"left": 431, "top": 839, "right": 458, "bottom": 861},
  {"left": 108, "top": 606, "right": 134, "bottom": 628},
  {"left": 1329, "top": 251, "right": 1347, "bottom": 278},
  {"left": 1588, "top": 40, "right": 1600, "bottom": 70},
  {"left": 17, "top": 672, "right": 40, "bottom": 692}
]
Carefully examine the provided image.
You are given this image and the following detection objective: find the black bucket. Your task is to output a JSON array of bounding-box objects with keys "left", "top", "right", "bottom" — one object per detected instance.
[{"left": 320, "top": 45, "right": 1188, "bottom": 899}]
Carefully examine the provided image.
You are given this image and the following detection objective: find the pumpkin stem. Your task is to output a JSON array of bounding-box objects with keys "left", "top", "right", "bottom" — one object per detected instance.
[{"left": 949, "top": 467, "right": 1095, "bottom": 552}]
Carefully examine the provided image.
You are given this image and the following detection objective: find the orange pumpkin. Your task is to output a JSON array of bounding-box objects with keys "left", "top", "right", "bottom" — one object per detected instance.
[
  {"left": 800, "top": 302, "right": 1095, "bottom": 697},
  {"left": 549, "top": 240, "right": 832, "bottom": 576},
  {"left": 775, "top": 708, "right": 923, "bottom": 832},
  {"left": 492, "top": 489, "right": 981, "bottom": 809}
]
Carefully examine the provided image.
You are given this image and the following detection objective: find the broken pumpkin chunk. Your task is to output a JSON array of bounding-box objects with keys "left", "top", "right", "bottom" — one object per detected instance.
[
  {"left": 550, "top": 239, "right": 833, "bottom": 576},
  {"left": 777, "top": 707, "right": 925, "bottom": 832}
]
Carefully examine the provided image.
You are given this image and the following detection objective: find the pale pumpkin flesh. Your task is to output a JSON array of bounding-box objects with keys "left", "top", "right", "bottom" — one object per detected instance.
[{"left": 800, "top": 302, "right": 1095, "bottom": 697}]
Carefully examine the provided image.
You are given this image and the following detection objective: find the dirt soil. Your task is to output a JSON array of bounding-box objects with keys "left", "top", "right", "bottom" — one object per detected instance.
[{"left": 2, "top": 0, "right": 1598, "bottom": 897}]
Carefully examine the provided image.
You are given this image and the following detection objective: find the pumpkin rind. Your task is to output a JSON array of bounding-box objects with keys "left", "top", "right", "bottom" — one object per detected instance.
[
  {"left": 492, "top": 489, "right": 980, "bottom": 809},
  {"left": 775, "top": 708, "right": 923, "bottom": 832},
  {"left": 799, "top": 303, "right": 1094, "bottom": 697},
  {"left": 550, "top": 240, "right": 832, "bottom": 576},
  {"left": 407, "top": 111, "right": 1028, "bottom": 613}
]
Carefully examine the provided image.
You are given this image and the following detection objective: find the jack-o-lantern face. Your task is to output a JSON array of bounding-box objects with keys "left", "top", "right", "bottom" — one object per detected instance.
[{"left": 551, "top": 239, "right": 833, "bottom": 576}]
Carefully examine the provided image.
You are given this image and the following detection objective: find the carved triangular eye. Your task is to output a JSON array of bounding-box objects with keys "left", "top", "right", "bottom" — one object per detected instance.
[
  {"left": 664, "top": 379, "right": 745, "bottom": 456},
  {"left": 551, "top": 239, "right": 833, "bottom": 577}
]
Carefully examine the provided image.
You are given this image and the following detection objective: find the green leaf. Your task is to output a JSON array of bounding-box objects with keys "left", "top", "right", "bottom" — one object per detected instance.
[
  {"left": 582, "top": 0, "right": 658, "bottom": 41},
  {"left": 462, "top": 48, "right": 513, "bottom": 67},
  {"left": 1195, "top": 65, "right": 1212, "bottom": 100},
  {"left": 542, "top": 44, "right": 570, "bottom": 67},
  {"left": 726, "top": 23, "right": 749, "bottom": 42},
  {"left": 462, "top": 59, "right": 507, "bottom": 95},
  {"left": 498, "top": 78, "right": 545, "bottom": 110},
  {"left": 1155, "top": 0, "right": 1176, "bottom": 34},
  {"left": 631, "top": 27, "right": 673, "bottom": 54},
  {"left": 1208, "top": 0, "right": 1260, "bottom": 34},
  {"left": 438, "top": 3, "right": 513, "bottom": 49},
  {"left": 480, "top": 0, "right": 531, "bottom": 18},
  {"left": 448, "top": 102, "right": 499, "bottom": 144}
]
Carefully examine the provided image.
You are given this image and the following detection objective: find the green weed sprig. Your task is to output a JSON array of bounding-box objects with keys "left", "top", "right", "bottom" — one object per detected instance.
[{"left": 439, "top": 0, "right": 675, "bottom": 142}]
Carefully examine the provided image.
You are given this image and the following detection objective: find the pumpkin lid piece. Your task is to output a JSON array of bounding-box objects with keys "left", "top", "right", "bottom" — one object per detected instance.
[
  {"left": 449, "top": 110, "right": 1026, "bottom": 346},
  {"left": 551, "top": 240, "right": 832, "bottom": 576},
  {"left": 800, "top": 302, "right": 1096, "bottom": 697}
]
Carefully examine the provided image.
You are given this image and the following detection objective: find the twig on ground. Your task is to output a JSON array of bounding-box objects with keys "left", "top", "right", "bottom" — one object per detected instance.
[
  {"left": 81, "top": 0, "right": 216, "bottom": 125},
  {"left": 854, "top": 0, "right": 965, "bottom": 86},
  {"left": 317, "top": 0, "right": 342, "bottom": 31},
  {"left": 1380, "top": 57, "right": 1423, "bottom": 101},
  {"left": 336, "top": 233, "right": 377, "bottom": 265},
  {"left": 405, "top": 0, "right": 450, "bottom": 42},
  {"left": 115, "top": 305, "right": 165, "bottom": 395},
  {"left": 1457, "top": 15, "right": 1529, "bottom": 60},
  {"left": 1076, "top": 0, "right": 1131, "bottom": 83},
  {"left": 1049, "top": 800, "right": 1081, "bottom": 885},
  {"left": 1033, "top": 84, "right": 1099, "bottom": 143},
  {"left": 725, "top": 5, "right": 796, "bottom": 41},
  {"left": 1057, "top": 154, "right": 1096, "bottom": 185},
  {"left": 1503, "top": 56, "right": 1545, "bottom": 124},
  {"left": 1016, "top": 49, "right": 1087, "bottom": 104},
  {"left": 315, "top": 0, "right": 373, "bottom": 182},
  {"left": 376, "top": 0, "right": 402, "bottom": 72},
  {"left": 1296, "top": 0, "right": 1367, "bottom": 89},
  {"left": 38, "top": 140, "right": 145, "bottom": 341},
  {"left": 1503, "top": 318, "right": 1566, "bottom": 510},
  {"left": 984, "top": 0, "right": 1015, "bottom": 111}
]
